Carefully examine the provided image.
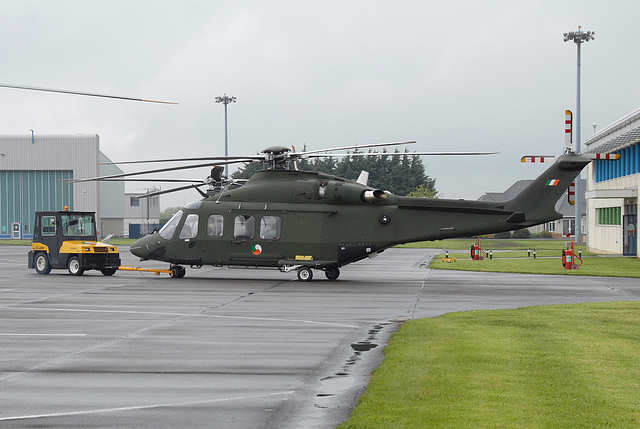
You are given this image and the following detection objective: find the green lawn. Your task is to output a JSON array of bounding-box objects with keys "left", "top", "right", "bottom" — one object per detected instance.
[
  {"left": 339, "top": 302, "right": 640, "bottom": 428},
  {"left": 433, "top": 254, "right": 640, "bottom": 278}
]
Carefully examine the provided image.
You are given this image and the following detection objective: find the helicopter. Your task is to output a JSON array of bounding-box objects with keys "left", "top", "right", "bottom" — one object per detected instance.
[{"left": 75, "top": 142, "right": 591, "bottom": 281}]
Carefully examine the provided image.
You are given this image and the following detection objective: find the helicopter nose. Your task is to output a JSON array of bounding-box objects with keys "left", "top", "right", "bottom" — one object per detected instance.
[
  {"left": 130, "top": 235, "right": 152, "bottom": 259},
  {"left": 130, "top": 233, "right": 167, "bottom": 261},
  {"left": 129, "top": 238, "right": 149, "bottom": 259}
]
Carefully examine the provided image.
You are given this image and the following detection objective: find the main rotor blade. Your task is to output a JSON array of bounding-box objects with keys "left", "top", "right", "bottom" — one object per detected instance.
[
  {"left": 132, "top": 183, "right": 206, "bottom": 199},
  {"left": 0, "top": 83, "right": 178, "bottom": 104},
  {"left": 101, "top": 155, "right": 265, "bottom": 165},
  {"left": 100, "top": 178, "right": 205, "bottom": 183},
  {"left": 303, "top": 151, "right": 499, "bottom": 158},
  {"left": 295, "top": 140, "right": 416, "bottom": 157},
  {"left": 71, "top": 159, "right": 247, "bottom": 183}
]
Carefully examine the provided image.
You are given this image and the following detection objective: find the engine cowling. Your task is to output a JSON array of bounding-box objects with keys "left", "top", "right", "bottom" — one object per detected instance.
[{"left": 318, "top": 180, "right": 386, "bottom": 204}]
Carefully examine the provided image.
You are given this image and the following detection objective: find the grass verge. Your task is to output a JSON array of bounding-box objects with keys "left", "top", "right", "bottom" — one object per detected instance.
[
  {"left": 432, "top": 255, "right": 640, "bottom": 278},
  {"left": 338, "top": 301, "right": 640, "bottom": 428}
]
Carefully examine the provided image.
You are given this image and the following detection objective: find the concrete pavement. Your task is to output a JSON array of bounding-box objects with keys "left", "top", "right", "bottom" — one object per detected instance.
[{"left": 0, "top": 245, "right": 638, "bottom": 428}]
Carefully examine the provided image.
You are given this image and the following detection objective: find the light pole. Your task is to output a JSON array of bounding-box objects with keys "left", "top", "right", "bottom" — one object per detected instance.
[
  {"left": 215, "top": 93, "right": 236, "bottom": 178},
  {"left": 564, "top": 26, "right": 595, "bottom": 243}
]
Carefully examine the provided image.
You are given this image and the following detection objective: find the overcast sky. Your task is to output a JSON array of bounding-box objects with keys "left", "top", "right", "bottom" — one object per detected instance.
[{"left": 2, "top": 1, "right": 638, "bottom": 209}]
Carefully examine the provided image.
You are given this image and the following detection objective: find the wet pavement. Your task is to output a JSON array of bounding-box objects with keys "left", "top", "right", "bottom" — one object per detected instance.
[{"left": 1, "top": 245, "right": 638, "bottom": 428}]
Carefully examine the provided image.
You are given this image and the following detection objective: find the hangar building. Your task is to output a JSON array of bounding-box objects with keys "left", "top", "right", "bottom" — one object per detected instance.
[
  {"left": 0, "top": 134, "right": 124, "bottom": 239},
  {"left": 584, "top": 108, "right": 639, "bottom": 256}
]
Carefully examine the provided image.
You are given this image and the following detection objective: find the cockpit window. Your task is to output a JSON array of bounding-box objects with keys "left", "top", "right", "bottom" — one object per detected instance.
[
  {"left": 159, "top": 210, "right": 183, "bottom": 239},
  {"left": 179, "top": 214, "right": 199, "bottom": 239}
]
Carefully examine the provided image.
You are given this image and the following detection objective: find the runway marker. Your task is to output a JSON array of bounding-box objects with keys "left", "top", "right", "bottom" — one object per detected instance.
[{"left": 0, "top": 390, "right": 294, "bottom": 422}]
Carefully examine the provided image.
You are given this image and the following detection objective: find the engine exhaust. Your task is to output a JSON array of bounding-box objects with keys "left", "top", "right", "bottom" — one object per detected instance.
[{"left": 362, "top": 189, "right": 387, "bottom": 203}]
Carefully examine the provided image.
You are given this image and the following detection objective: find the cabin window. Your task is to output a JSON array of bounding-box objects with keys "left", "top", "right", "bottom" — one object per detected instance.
[
  {"left": 207, "top": 215, "right": 224, "bottom": 237},
  {"left": 42, "top": 216, "right": 57, "bottom": 236},
  {"left": 234, "top": 215, "right": 255, "bottom": 239},
  {"left": 318, "top": 182, "right": 328, "bottom": 199},
  {"left": 160, "top": 210, "right": 183, "bottom": 239},
  {"left": 179, "top": 214, "right": 199, "bottom": 239},
  {"left": 260, "top": 216, "right": 281, "bottom": 240}
]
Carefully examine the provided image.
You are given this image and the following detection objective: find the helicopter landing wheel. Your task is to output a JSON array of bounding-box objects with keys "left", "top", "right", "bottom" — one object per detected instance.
[
  {"left": 325, "top": 267, "right": 340, "bottom": 280},
  {"left": 170, "top": 265, "right": 186, "bottom": 278},
  {"left": 297, "top": 267, "right": 313, "bottom": 282}
]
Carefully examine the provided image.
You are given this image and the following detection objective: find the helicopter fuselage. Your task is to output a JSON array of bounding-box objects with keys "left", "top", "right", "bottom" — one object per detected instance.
[{"left": 130, "top": 153, "right": 591, "bottom": 280}]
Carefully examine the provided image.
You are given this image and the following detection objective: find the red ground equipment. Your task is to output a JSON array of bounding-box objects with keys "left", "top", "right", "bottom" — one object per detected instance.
[
  {"left": 562, "top": 241, "right": 583, "bottom": 269},
  {"left": 471, "top": 237, "right": 486, "bottom": 260}
]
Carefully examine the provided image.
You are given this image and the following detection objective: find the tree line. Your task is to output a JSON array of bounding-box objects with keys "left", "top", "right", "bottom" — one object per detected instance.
[{"left": 231, "top": 148, "right": 438, "bottom": 198}]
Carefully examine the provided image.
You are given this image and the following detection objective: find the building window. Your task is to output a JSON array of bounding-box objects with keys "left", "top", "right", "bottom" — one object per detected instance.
[
  {"left": 130, "top": 197, "right": 140, "bottom": 207},
  {"left": 260, "top": 216, "right": 281, "bottom": 240},
  {"left": 598, "top": 207, "right": 621, "bottom": 225},
  {"left": 547, "top": 222, "right": 555, "bottom": 232}
]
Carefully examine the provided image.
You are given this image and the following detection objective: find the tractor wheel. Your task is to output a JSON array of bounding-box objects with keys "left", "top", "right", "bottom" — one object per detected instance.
[
  {"left": 35, "top": 253, "right": 52, "bottom": 275},
  {"left": 297, "top": 267, "right": 313, "bottom": 282},
  {"left": 100, "top": 268, "right": 118, "bottom": 276},
  {"left": 67, "top": 256, "right": 85, "bottom": 276}
]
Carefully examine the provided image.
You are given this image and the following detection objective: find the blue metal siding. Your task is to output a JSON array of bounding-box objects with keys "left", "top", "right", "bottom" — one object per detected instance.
[
  {"left": 0, "top": 170, "right": 73, "bottom": 239},
  {"left": 595, "top": 142, "right": 640, "bottom": 183}
]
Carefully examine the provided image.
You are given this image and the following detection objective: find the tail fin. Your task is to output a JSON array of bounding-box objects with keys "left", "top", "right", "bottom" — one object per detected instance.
[{"left": 504, "top": 153, "right": 590, "bottom": 226}]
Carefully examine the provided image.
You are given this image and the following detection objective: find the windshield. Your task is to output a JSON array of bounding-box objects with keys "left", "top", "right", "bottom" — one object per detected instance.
[
  {"left": 159, "top": 210, "right": 183, "bottom": 239},
  {"left": 61, "top": 214, "right": 96, "bottom": 237}
]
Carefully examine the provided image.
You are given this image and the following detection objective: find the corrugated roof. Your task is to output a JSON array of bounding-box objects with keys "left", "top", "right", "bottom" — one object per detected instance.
[{"left": 584, "top": 125, "right": 640, "bottom": 154}]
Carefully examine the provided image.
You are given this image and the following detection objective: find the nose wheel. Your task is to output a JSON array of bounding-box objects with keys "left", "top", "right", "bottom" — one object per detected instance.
[{"left": 170, "top": 265, "right": 186, "bottom": 278}]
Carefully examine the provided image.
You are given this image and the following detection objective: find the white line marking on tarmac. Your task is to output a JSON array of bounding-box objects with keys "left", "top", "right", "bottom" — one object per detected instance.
[
  {"left": 6, "top": 307, "right": 358, "bottom": 329},
  {"left": 0, "top": 390, "right": 295, "bottom": 422},
  {"left": 0, "top": 333, "right": 86, "bottom": 337}
]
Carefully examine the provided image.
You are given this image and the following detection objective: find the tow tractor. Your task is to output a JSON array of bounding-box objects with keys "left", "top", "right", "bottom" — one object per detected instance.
[
  {"left": 28, "top": 208, "right": 183, "bottom": 277},
  {"left": 28, "top": 209, "right": 121, "bottom": 276}
]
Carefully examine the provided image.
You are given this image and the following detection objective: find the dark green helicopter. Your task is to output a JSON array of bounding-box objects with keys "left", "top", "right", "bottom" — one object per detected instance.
[{"left": 81, "top": 142, "right": 590, "bottom": 281}]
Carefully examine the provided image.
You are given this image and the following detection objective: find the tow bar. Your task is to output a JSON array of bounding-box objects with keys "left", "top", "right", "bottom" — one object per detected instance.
[{"left": 118, "top": 266, "right": 176, "bottom": 276}]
